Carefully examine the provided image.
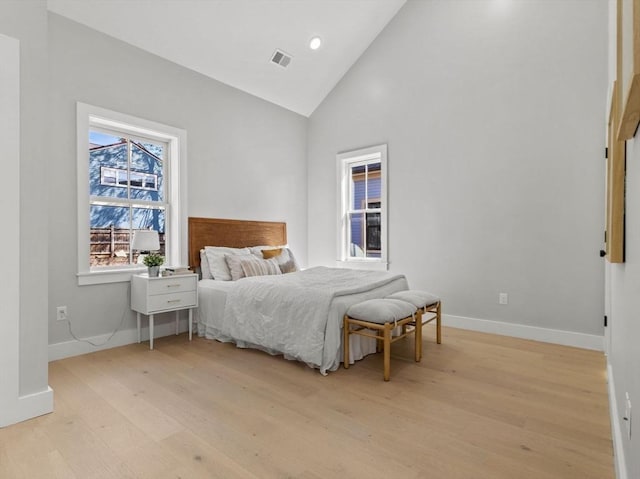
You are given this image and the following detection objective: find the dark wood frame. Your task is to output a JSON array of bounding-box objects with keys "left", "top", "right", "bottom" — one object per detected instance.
[{"left": 188, "top": 217, "right": 287, "bottom": 269}]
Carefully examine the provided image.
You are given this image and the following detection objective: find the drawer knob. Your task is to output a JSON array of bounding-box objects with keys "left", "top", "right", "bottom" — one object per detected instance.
[
  {"left": 167, "top": 299, "right": 181, "bottom": 304},
  {"left": 166, "top": 284, "right": 181, "bottom": 288}
]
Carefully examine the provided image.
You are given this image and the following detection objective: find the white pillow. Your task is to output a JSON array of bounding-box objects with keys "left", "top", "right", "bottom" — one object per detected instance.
[
  {"left": 204, "top": 246, "right": 251, "bottom": 281},
  {"left": 199, "top": 249, "right": 213, "bottom": 279},
  {"left": 224, "top": 253, "right": 255, "bottom": 281}
]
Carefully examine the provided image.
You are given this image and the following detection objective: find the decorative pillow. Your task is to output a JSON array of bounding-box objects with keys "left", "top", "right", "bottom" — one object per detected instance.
[
  {"left": 204, "top": 246, "right": 251, "bottom": 281},
  {"left": 261, "top": 248, "right": 283, "bottom": 259},
  {"left": 239, "top": 255, "right": 282, "bottom": 277},
  {"left": 249, "top": 245, "right": 287, "bottom": 257},
  {"left": 200, "top": 249, "right": 213, "bottom": 279},
  {"left": 261, "top": 247, "right": 299, "bottom": 274},
  {"left": 224, "top": 254, "right": 256, "bottom": 281}
]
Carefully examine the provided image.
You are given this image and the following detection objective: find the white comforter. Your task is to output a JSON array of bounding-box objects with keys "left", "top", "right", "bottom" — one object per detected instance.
[{"left": 200, "top": 266, "right": 408, "bottom": 374}]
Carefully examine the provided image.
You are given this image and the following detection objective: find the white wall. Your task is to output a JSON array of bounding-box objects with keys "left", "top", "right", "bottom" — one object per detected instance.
[
  {"left": 0, "top": 0, "right": 52, "bottom": 425},
  {"left": 47, "top": 13, "right": 308, "bottom": 353},
  {"left": 308, "top": 0, "right": 607, "bottom": 344},
  {"left": 607, "top": 1, "right": 640, "bottom": 476}
]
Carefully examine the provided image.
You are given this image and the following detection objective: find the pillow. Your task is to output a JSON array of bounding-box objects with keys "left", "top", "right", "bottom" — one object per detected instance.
[
  {"left": 261, "top": 247, "right": 299, "bottom": 274},
  {"left": 249, "top": 244, "right": 287, "bottom": 257},
  {"left": 199, "top": 249, "right": 213, "bottom": 279},
  {"left": 224, "top": 253, "right": 256, "bottom": 281},
  {"left": 261, "top": 248, "right": 282, "bottom": 259},
  {"left": 239, "top": 255, "right": 282, "bottom": 278},
  {"left": 204, "top": 246, "right": 251, "bottom": 281}
]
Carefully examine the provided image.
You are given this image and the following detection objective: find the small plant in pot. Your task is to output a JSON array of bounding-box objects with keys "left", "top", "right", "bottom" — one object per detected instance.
[{"left": 143, "top": 253, "right": 164, "bottom": 277}]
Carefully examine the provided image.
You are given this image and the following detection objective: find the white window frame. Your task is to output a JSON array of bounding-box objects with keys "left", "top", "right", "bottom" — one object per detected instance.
[
  {"left": 337, "top": 144, "right": 388, "bottom": 271},
  {"left": 77, "top": 103, "right": 188, "bottom": 285}
]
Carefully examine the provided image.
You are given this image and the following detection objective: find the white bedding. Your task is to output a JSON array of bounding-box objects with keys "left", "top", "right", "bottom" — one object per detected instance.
[{"left": 196, "top": 266, "right": 409, "bottom": 374}]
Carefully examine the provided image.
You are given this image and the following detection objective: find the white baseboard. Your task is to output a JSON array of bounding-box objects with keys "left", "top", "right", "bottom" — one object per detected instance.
[
  {"left": 0, "top": 387, "right": 53, "bottom": 428},
  {"left": 443, "top": 314, "right": 604, "bottom": 351},
  {"left": 48, "top": 319, "right": 191, "bottom": 362},
  {"left": 607, "top": 363, "right": 628, "bottom": 479}
]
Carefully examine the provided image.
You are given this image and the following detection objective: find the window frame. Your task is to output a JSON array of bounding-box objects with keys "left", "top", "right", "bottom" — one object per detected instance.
[
  {"left": 77, "top": 103, "right": 188, "bottom": 285},
  {"left": 337, "top": 144, "right": 388, "bottom": 270}
]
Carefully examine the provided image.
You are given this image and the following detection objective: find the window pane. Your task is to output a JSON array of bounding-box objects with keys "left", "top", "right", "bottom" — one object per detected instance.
[
  {"left": 351, "top": 165, "right": 366, "bottom": 210},
  {"left": 143, "top": 174, "right": 156, "bottom": 189},
  {"left": 101, "top": 168, "right": 117, "bottom": 185},
  {"left": 366, "top": 212, "right": 382, "bottom": 258},
  {"left": 89, "top": 204, "right": 132, "bottom": 267},
  {"left": 348, "top": 212, "right": 365, "bottom": 257},
  {"left": 131, "top": 142, "right": 164, "bottom": 201},
  {"left": 366, "top": 162, "right": 381, "bottom": 207},
  {"left": 89, "top": 134, "right": 128, "bottom": 199},
  {"left": 89, "top": 205, "right": 166, "bottom": 266}
]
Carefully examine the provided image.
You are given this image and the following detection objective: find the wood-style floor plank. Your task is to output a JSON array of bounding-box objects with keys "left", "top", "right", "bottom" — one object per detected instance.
[{"left": 0, "top": 326, "right": 614, "bottom": 479}]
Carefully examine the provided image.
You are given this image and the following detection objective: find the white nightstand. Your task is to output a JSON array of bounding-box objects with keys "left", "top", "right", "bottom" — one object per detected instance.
[{"left": 131, "top": 273, "right": 198, "bottom": 349}]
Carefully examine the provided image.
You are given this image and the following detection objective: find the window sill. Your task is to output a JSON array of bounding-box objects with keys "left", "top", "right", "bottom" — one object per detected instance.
[
  {"left": 336, "top": 259, "right": 388, "bottom": 272},
  {"left": 77, "top": 266, "right": 146, "bottom": 286}
]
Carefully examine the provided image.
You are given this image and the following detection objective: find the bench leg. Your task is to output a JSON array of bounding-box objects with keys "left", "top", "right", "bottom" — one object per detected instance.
[
  {"left": 436, "top": 302, "right": 442, "bottom": 344},
  {"left": 383, "top": 323, "right": 391, "bottom": 381},
  {"left": 415, "top": 311, "right": 423, "bottom": 362},
  {"left": 343, "top": 316, "right": 350, "bottom": 369}
]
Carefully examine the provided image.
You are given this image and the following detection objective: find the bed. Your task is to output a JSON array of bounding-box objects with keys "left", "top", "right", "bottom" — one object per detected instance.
[{"left": 189, "top": 217, "right": 409, "bottom": 374}]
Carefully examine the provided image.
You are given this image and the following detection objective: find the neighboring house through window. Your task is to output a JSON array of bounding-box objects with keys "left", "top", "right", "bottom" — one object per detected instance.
[
  {"left": 337, "top": 144, "right": 388, "bottom": 270},
  {"left": 77, "top": 103, "right": 187, "bottom": 285}
]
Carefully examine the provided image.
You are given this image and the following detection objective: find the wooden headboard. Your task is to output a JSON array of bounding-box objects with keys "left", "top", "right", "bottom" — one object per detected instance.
[{"left": 188, "top": 217, "right": 287, "bottom": 269}]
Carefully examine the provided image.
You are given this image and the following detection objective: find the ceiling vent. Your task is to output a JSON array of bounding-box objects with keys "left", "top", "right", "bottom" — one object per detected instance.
[{"left": 271, "top": 49, "right": 292, "bottom": 68}]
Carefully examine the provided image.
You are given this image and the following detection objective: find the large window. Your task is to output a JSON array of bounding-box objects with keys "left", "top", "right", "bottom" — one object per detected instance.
[
  {"left": 337, "top": 144, "right": 388, "bottom": 270},
  {"left": 77, "top": 103, "right": 187, "bottom": 285}
]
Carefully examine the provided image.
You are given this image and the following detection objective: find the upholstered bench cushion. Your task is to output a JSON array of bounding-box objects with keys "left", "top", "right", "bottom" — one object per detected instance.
[
  {"left": 386, "top": 290, "right": 439, "bottom": 308},
  {"left": 346, "top": 298, "right": 417, "bottom": 324}
]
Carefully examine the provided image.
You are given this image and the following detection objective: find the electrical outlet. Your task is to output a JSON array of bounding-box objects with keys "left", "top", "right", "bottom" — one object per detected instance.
[
  {"left": 624, "top": 392, "right": 632, "bottom": 439},
  {"left": 499, "top": 293, "right": 508, "bottom": 305},
  {"left": 56, "top": 306, "right": 67, "bottom": 321}
]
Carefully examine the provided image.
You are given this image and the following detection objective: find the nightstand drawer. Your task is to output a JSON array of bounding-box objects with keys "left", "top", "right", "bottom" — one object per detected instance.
[
  {"left": 147, "top": 291, "right": 197, "bottom": 313},
  {"left": 148, "top": 276, "right": 196, "bottom": 295}
]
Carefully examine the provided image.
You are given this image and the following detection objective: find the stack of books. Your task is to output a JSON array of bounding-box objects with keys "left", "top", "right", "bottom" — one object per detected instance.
[{"left": 162, "top": 266, "right": 192, "bottom": 276}]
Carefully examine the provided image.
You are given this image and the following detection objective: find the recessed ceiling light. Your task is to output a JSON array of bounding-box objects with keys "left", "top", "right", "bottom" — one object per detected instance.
[{"left": 309, "top": 36, "right": 322, "bottom": 50}]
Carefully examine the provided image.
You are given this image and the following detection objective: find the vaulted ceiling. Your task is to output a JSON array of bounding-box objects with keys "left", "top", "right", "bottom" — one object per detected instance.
[{"left": 47, "top": 0, "right": 406, "bottom": 116}]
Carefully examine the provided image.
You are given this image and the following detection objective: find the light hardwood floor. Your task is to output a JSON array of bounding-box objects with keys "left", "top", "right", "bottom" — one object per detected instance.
[{"left": 0, "top": 326, "right": 614, "bottom": 479}]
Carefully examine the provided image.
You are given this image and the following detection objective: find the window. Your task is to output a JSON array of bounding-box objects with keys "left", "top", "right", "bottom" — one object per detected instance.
[
  {"left": 77, "top": 103, "right": 187, "bottom": 285},
  {"left": 100, "top": 167, "right": 158, "bottom": 191},
  {"left": 337, "top": 144, "right": 388, "bottom": 270}
]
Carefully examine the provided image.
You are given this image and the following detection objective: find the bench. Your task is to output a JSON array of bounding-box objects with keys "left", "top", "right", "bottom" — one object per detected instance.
[{"left": 343, "top": 298, "right": 419, "bottom": 381}]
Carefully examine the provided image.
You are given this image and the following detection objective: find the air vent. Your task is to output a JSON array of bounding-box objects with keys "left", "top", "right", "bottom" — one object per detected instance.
[{"left": 271, "top": 49, "right": 292, "bottom": 68}]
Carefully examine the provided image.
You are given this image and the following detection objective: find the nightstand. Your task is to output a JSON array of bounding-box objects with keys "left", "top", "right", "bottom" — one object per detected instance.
[{"left": 131, "top": 273, "right": 198, "bottom": 349}]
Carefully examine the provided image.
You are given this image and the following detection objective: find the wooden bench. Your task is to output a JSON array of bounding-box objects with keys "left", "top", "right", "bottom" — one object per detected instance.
[
  {"left": 386, "top": 290, "right": 441, "bottom": 361},
  {"left": 343, "top": 298, "right": 418, "bottom": 381}
]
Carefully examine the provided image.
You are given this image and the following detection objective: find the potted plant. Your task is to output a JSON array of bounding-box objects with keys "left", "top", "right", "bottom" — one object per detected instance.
[{"left": 143, "top": 252, "right": 164, "bottom": 277}]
